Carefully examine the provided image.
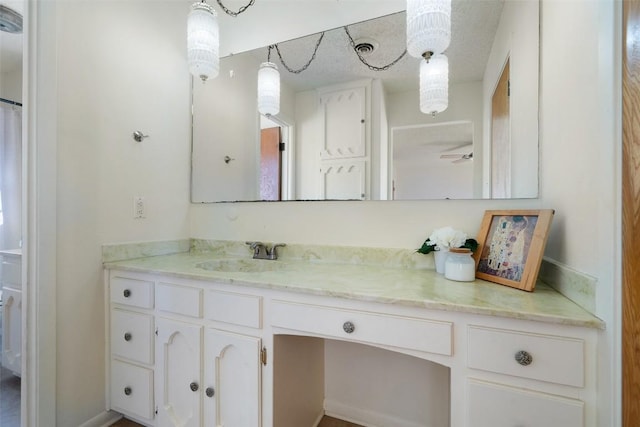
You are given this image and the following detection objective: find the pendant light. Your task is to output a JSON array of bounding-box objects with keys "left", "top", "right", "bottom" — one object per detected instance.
[
  {"left": 187, "top": 1, "right": 219, "bottom": 82},
  {"left": 420, "top": 54, "right": 448, "bottom": 116},
  {"left": 257, "top": 47, "right": 280, "bottom": 116},
  {"left": 406, "top": 0, "right": 451, "bottom": 61}
]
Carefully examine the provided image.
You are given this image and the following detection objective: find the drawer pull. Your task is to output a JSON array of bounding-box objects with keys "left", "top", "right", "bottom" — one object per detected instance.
[
  {"left": 206, "top": 387, "right": 215, "bottom": 398},
  {"left": 343, "top": 321, "right": 355, "bottom": 334},
  {"left": 124, "top": 332, "right": 132, "bottom": 341},
  {"left": 190, "top": 382, "right": 199, "bottom": 392},
  {"left": 515, "top": 350, "right": 533, "bottom": 366},
  {"left": 124, "top": 386, "right": 132, "bottom": 396},
  {"left": 123, "top": 289, "right": 131, "bottom": 298}
]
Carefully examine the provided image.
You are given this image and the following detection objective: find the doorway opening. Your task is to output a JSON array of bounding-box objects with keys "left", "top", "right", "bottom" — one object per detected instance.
[
  {"left": 260, "top": 114, "right": 294, "bottom": 200},
  {"left": 0, "top": 1, "right": 24, "bottom": 425}
]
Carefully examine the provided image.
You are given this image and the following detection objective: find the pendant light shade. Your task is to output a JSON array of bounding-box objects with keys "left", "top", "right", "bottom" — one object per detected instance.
[
  {"left": 258, "top": 62, "right": 280, "bottom": 116},
  {"left": 188, "top": 2, "right": 219, "bottom": 82},
  {"left": 406, "top": 0, "right": 451, "bottom": 60},
  {"left": 420, "top": 54, "right": 448, "bottom": 115}
]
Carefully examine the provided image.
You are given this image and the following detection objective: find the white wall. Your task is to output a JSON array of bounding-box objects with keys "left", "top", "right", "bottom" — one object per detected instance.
[
  {"left": 192, "top": 53, "right": 262, "bottom": 202},
  {"left": 483, "top": 0, "right": 539, "bottom": 199},
  {"left": 32, "top": 0, "right": 619, "bottom": 425},
  {"left": 539, "top": 1, "right": 619, "bottom": 424},
  {"left": 0, "top": 68, "right": 22, "bottom": 103},
  {"left": 53, "top": 1, "right": 191, "bottom": 425}
]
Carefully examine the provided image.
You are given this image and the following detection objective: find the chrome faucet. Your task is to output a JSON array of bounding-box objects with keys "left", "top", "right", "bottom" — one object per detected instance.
[{"left": 245, "top": 242, "right": 286, "bottom": 260}]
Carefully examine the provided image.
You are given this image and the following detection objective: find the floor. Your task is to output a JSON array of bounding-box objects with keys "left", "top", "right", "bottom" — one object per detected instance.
[
  {"left": 111, "top": 415, "right": 363, "bottom": 427},
  {"left": 0, "top": 300, "right": 22, "bottom": 427}
]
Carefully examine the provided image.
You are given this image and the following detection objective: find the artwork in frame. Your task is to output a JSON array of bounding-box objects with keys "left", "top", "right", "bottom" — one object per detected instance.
[{"left": 473, "top": 209, "right": 555, "bottom": 292}]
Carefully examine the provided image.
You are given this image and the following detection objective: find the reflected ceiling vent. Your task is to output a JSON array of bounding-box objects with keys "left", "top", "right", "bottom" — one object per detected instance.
[
  {"left": 0, "top": 4, "right": 22, "bottom": 34},
  {"left": 353, "top": 38, "right": 379, "bottom": 56}
]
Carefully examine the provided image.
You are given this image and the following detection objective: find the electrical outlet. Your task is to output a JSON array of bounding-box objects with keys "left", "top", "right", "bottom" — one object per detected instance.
[{"left": 133, "top": 196, "right": 145, "bottom": 219}]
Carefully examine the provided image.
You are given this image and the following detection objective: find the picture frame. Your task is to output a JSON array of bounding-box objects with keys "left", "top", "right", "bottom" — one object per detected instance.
[{"left": 473, "top": 209, "right": 555, "bottom": 292}]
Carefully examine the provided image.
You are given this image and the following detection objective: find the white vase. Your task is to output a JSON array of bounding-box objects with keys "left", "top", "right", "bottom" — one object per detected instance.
[{"left": 434, "top": 249, "right": 449, "bottom": 274}]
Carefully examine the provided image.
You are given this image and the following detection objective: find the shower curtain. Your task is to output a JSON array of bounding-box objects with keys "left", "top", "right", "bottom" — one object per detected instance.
[{"left": 0, "top": 103, "right": 22, "bottom": 251}]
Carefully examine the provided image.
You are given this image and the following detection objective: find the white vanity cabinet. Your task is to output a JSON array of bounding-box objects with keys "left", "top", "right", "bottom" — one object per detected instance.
[
  {"left": 106, "top": 271, "right": 264, "bottom": 427},
  {"left": 108, "top": 275, "right": 155, "bottom": 424},
  {"left": 203, "top": 328, "right": 262, "bottom": 426},
  {"left": 1, "top": 250, "right": 22, "bottom": 377},
  {"left": 155, "top": 317, "right": 203, "bottom": 427},
  {"left": 105, "top": 267, "right": 599, "bottom": 427},
  {"left": 465, "top": 324, "right": 589, "bottom": 427}
]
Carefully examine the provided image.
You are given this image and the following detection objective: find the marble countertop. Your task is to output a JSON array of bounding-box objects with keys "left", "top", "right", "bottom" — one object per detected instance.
[{"left": 103, "top": 242, "right": 604, "bottom": 329}]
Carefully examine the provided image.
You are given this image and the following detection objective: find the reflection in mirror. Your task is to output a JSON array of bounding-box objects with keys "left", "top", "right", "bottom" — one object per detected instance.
[
  {"left": 191, "top": 0, "right": 539, "bottom": 203},
  {"left": 392, "top": 121, "right": 475, "bottom": 200}
]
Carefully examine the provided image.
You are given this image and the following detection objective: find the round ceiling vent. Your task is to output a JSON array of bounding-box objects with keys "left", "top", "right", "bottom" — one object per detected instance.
[
  {"left": 0, "top": 5, "right": 22, "bottom": 34},
  {"left": 353, "top": 38, "right": 379, "bottom": 56}
]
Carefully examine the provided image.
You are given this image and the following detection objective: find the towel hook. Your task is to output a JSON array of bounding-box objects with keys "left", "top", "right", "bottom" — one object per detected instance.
[{"left": 132, "top": 130, "right": 150, "bottom": 142}]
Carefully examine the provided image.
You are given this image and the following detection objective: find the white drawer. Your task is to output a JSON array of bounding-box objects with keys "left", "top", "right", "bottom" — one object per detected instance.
[
  {"left": 468, "top": 379, "right": 584, "bottom": 427},
  {"left": 110, "top": 359, "right": 154, "bottom": 421},
  {"left": 156, "top": 282, "right": 202, "bottom": 318},
  {"left": 111, "top": 309, "right": 154, "bottom": 364},
  {"left": 271, "top": 300, "right": 452, "bottom": 356},
  {"left": 467, "top": 325, "right": 584, "bottom": 387},
  {"left": 204, "top": 289, "right": 262, "bottom": 328},
  {"left": 110, "top": 275, "right": 154, "bottom": 309},
  {"left": 2, "top": 260, "right": 21, "bottom": 288}
]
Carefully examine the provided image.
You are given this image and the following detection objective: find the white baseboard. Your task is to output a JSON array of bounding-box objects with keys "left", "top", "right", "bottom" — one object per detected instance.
[
  {"left": 325, "top": 399, "right": 427, "bottom": 427},
  {"left": 78, "top": 410, "right": 122, "bottom": 427},
  {"left": 311, "top": 409, "right": 325, "bottom": 427}
]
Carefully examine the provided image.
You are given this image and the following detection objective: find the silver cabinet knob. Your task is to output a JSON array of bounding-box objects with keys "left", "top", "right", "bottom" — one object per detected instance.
[
  {"left": 190, "top": 382, "right": 199, "bottom": 392},
  {"left": 124, "top": 332, "right": 132, "bottom": 341},
  {"left": 206, "top": 387, "right": 215, "bottom": 398},
  {"left": 343, "top": 321, "right": 355, "bottom": 334},
  {"left": 515, "top": 350, "right": 533, "bottom": 366},
  {"left": 124, "top": 386, "right": 132, "bottom": 396},
  {"left": 123, "top": 289, "right": 131, "bottom": 298}
]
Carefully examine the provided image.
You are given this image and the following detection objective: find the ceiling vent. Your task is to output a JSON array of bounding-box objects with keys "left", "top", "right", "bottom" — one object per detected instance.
[{"left": 353, "top": 38, "right": 379, "bottom": 56}]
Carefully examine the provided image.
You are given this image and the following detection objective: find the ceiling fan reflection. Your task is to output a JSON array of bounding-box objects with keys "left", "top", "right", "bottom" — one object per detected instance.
[{"left": 440, "top": 152, "right": 473, "bottom": 163}]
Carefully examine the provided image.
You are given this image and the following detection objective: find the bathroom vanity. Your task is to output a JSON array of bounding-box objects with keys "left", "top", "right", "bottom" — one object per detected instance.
[
  {"left": 1, "top": 249, "right": 22, "bottom": 377},
  {"left": 103, "top": 242, "right": 602, "bottom": 427}
]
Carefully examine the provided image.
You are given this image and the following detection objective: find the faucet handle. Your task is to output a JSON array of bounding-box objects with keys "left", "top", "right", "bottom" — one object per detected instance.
[
  {"left": 267, "top": 243, "right": 286, "bottom": 258},
  {"left": 245, "top": 241, "right": 265, "bottom": 257}
]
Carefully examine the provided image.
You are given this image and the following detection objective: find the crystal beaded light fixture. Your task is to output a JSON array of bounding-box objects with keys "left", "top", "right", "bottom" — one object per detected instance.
[
  {"left": 188, "top": 1, "right": 219, "bottom": 82},
  {"left": 257, "top": 61, "right": 280, "bottom": 116},
  {"left": 420, "top": 54, "right": 449, "bottom": 116},
  {"left": 406, "top": 0, "right": 451, "bottom": 61}
]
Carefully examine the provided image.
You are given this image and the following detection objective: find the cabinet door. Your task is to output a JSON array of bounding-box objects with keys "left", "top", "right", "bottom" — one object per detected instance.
[
  {"left": 319, "top": 86, "right": 367, "bottom": 159},
  {"left": 203, "top": 329, "right": 262, "bottom": 427},
  {"left": 155, "top": 317, "right": 202, "bottom": 427},
  {"left": 1, "top": 287, "right": 22, "bottom": 376},
  {"left": 319, "top": 160, "right": 367, "bottom": 200}
]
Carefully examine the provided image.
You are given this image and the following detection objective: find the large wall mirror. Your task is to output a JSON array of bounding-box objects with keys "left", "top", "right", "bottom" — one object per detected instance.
[{"left": 191, "top": 0, "right": 539, "bottom": 203}]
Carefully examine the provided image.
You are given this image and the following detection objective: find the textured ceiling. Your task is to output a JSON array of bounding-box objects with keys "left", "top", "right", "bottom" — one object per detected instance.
[{"left": 247, "top": 0, "right": 505, "bottom": 93}]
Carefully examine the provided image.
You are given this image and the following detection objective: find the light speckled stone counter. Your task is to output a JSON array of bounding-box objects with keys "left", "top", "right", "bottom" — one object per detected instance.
[{"left": 103, "top": 240, "right": 604, "bottom": 329}]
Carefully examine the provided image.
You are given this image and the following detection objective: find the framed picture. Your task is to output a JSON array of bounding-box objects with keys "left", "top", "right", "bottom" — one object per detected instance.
[{"left": 473, "top": 209, "right": 555, "bottom": 292}]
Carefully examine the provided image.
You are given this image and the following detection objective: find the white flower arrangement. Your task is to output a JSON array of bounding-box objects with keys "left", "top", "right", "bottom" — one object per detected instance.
[{"left": 417, "top": 226, "right": 478, "bottom": 254}]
